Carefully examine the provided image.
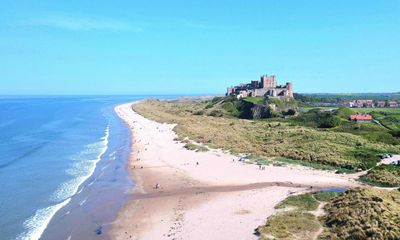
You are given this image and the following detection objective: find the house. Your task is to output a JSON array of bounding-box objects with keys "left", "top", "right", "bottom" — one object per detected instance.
[
  {"left": 349, "top": 114, "right": 373, "bottom": 123},
  {"left": 344, "top": 101, "right": 355, "bottom": 108},
  {"left": 347, "top": 100, "right": 374, "bottom": 108},
  {"left": 376, "top": 101, "right": 386, "bottom": 108},
  {"left": 388, "top": 101, "right": 399, "bottom": 108}
]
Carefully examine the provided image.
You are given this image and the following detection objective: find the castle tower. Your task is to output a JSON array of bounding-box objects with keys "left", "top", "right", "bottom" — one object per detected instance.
[
  {"left": 286, "top": 82, "right": 293, "bottom": 98},
  {"left": 261, "top": 75, "right": 277, "bottom": 89},
  {"left": 226, "top": 87, "right": 234, "bottom": 96}
]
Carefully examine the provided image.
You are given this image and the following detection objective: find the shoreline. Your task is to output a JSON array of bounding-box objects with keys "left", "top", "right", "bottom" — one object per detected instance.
[
  {"left": 39, "top": 104, "right": 133, "bottom": 240},
  {"left": 111, "top": 102, "right": 361, "bottom": 240},
  {"left": 20, "top": 126, "right": 110, "bottom": 240}
]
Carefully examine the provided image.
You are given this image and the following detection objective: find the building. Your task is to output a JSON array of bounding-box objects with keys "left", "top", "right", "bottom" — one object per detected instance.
[
  {"left": 388, "top": 101, "right": 399, "bottom": 108},
  {"left": 376, "top": 101, "right": 386, "bottom": 108},
  {"left": 226, "top": 74, "right": 293, "bottom": 99},
  {"left": 346, "top": 100, "right": 375, "bottom": 108},
  {"left": 349, "top": 114, "right": 373, "bottom": 123}
]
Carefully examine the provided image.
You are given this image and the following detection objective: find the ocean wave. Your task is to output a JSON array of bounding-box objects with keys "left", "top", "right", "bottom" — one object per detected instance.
[
  {"left": 52, "top": 126, "right": 110, "bottom": 202},
  {"left": 16, "top": 198, "right": 71, "bottom": 240},
  {"left": 17, "top": 125, "right": 110, "bottom": 240}
]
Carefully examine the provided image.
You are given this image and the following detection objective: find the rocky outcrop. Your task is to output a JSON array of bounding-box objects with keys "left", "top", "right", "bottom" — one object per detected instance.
[{"left": 236, "top": 100, "right": 269, "bottom": 119}]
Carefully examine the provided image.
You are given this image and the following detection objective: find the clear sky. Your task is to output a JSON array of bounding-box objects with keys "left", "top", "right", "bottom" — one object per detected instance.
[{"left": 0, "top": 0, "right": 399, "bottom": 95}]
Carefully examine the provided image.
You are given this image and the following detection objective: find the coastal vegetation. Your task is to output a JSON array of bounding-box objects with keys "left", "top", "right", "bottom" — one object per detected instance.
[
  {"left": 257, "top": 211, "right": 320, "bottom": 240},
  {"left": 359, "top": 165, "right": 400, "bottom": 187},
  {"left": 132, "top": 97, "right": 400, "bottom": 186},
  {"left": 319, "top": 188, "right": 400, "bottom": 240},
  {"left": 275, "top": 193, "right": 319, "bottom": 211},
  {"left": 257, "top": 188, "right": 400, "bottom": 240},
  {"left": 183, "top": 142, "right": 209, "bottom": 152},
  {"left": 256, "top": 191, "right": 335, "bottom": 240}
]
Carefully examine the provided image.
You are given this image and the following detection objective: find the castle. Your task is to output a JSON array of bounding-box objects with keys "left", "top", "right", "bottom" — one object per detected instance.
[{"left": 226, "top": 74, "right": 293, "bottom": 99}]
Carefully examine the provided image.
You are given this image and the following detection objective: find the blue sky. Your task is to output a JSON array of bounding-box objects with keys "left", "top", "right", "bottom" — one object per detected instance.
[{"left": 0, "top": 0, "right": 399, "bottom": 95}]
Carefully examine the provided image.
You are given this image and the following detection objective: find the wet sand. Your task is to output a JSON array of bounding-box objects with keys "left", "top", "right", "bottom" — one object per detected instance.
[
  {"left": 41, "top": 107, "right": 133, "bottom": 240},
  {"left": 111, "top": 102, "right": 361, "bottom": 240}
]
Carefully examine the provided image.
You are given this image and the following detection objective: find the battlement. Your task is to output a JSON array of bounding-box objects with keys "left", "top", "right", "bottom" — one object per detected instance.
[{"left": 227, "top": 74, "right": 293, "bottom": 99}]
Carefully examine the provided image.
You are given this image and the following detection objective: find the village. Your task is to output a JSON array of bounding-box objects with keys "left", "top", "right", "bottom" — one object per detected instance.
[{"left": 345, "top": 99, "right": 399, "bottom": 108}]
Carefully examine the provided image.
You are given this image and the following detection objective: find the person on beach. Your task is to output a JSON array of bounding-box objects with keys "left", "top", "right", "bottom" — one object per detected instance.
[{"left": 155, "top": 183, "right": 160, "bottom": 189}]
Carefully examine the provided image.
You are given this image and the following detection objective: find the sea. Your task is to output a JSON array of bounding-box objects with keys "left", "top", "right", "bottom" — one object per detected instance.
[{"left": 0, "top": 96, "right": 172, "bottom": 240}]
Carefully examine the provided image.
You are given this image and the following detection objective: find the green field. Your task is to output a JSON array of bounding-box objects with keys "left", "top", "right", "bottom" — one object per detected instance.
[
  {"left": 300, "top": 107, "right": 338, "bottom": 112},
  {"left": 355, "top": 108, "right": 400, "bottom": 114},
  {"left": 301, "top": 107, "right": 400, "bottom": 114}
]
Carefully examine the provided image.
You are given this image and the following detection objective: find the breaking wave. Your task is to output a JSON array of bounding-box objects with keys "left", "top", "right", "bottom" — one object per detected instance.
[{"left": 16, "top": 126, "right": 110, "bottom": 240}]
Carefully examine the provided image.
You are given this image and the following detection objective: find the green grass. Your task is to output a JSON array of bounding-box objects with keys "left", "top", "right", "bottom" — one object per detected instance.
[
  {"left": 276, "top": 193, "right": 319, "bottom": 211},
  {"left": 243, "top": 97, "right": 264, "bottom": 105},
  {"left": 300, "top": 107, "right": 338, "bottom": 112},
  {"left": 258, "top": 191, "right": 337, "bottom": 240},
  {"left": 334, "top": 122, "right": 400, "bottom": 145},
  {"left": 271, "top": 157, "right": 357, "bottom": 173},
  {"left": 292, "top": 107, "right": 400, "bottom": 146},
  {"left": 255, "top": 159, "right": 273, "bottom": 166},
  {"left": 313, "top": 191, "right": 339, "bottom": 202},
  {"left": 335, "top": 107, "right": 355, "bottom": 119},
  {"left": 183, "top": 143, "right": 209, "bottom": 152},
  {"left": 370, "top": 111, "right": 400, "bottom": 132},
  {"left": 344, "top": 146, "right": 388, "bottom": 170},
  {"left": 290, "top": 108, "right": 342, "bottom": 128},
  {"left": 257, "top": 211, "right": 320, "bottom": 240},
  {"left": 359, "top": 165, "right": 400, "bottom": 187},
  {"left": 356, "top": 108, "right": 400, "bottom": 114}
]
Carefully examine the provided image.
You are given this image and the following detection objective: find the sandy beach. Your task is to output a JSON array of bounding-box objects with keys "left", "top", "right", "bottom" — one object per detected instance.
[{"left": 110, "top": 102, "right": 361, "bottom": 240}]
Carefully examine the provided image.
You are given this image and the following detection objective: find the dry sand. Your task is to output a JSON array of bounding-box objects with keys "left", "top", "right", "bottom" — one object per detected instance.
[{"left": 110, "top": 102, "right": 361, "bottom": 240}]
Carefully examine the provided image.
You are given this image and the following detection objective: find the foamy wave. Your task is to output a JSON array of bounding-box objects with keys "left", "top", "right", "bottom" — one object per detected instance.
[
  {"left": 16, "top": 198, "right": 71, "bottom": 240},
  {"left": 17, "top": 125, "right": 110, "bottom": 240},
  {"left": 52, "top": 126, "right": 109, "bottom": 202}
]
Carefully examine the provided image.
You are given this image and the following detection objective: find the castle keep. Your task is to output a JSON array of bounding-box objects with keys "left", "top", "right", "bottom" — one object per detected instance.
[{"left": 226, "top": 74, "right": 293, "bottom": 99}]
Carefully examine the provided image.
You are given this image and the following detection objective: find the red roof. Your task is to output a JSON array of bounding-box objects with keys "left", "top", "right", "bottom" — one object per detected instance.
[{"left": 350, "top": 115, "right": 373, "bottom": 121}]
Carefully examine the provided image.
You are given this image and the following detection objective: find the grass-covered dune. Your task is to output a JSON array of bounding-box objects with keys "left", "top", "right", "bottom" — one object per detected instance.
[
  {"left": 320, "top": 188, "right": 400, "bottom": 240},
  {"left": 257, "top": 189, "right": 400, "bottom": 240},
  {"left": 360, "top": 165, "right": 400, "bottom": 187},
  {"left": 132, "top": 99, "right": 400, "bottom": 172}
]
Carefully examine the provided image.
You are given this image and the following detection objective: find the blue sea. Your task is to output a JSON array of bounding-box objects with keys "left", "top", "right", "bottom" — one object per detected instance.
[{"left": 0, "top": 96, "right": 167, "bottom": 240}]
